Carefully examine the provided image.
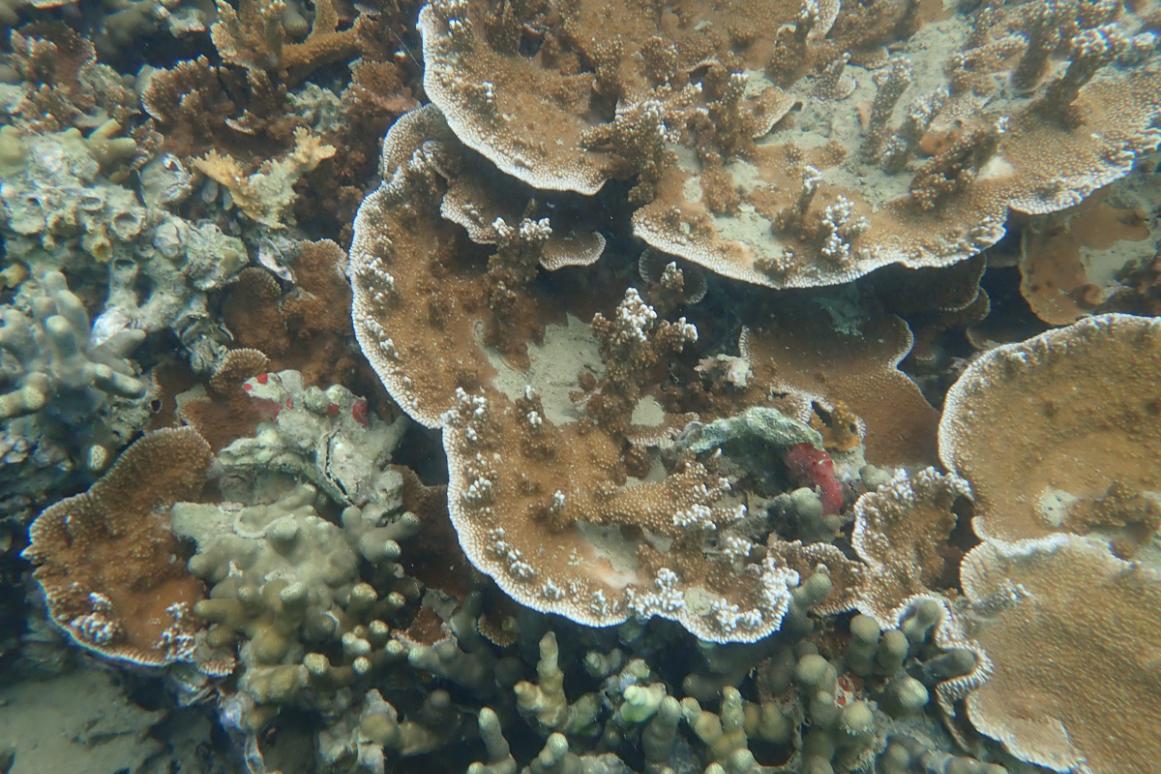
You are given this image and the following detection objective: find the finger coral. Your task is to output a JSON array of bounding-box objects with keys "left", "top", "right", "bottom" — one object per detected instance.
[
  {"left": 0, "top": 270, "right": 154, "bottom": 521},
  {"left": 171, "top": 482, "right": 416, "bottom": 721}
]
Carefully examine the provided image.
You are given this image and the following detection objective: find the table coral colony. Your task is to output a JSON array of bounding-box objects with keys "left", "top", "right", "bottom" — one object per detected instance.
[{"left": 3, "top": 0, "right": 1160, "bottom": 773}]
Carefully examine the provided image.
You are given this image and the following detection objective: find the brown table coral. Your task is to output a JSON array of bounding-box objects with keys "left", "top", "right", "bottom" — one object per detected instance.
[
  {"left": 741, "top": 305, "right": 939, "bottom": 467},
  {"left": 960, "top": 536, "right": 1161, "bottom": 773},
  {"left": 23, "top": 427, "right": 228, "bottom": 673},
  {"left": 939, "top": 313, "right": 1161, "bottom": 552},
  {"left": 350, "top": 104, "right": 820, "bottom": 642},
  {"left": 1019, "top": 156, "right": 1160, "bottom": 324},
  {"left": 419, "top": 0, "right": 1161, "bottom": 288}
]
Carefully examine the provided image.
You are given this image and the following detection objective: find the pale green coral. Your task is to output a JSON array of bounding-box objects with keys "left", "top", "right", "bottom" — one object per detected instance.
[
  {"left": 678, "top": 406, "right": 823, "bottom": 459},
  {"left": 0, "top": 270, "right": 153, "bottom": 522},
  {"left": 171, "top": 483, "right": 419, "bottom": 719},
  {"left": 514, "top": 632, "right": 601, "bottom": 738}
]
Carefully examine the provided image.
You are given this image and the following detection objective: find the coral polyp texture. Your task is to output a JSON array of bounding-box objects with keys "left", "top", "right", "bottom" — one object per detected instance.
[
  {"left": 851, "top": 467, "right": 970, "bottom": 627},
  {"left": 23, "top": 428, "right": 228, "bottom": 673},
  {"left": 960, "top": 536, "right": 1161, "bottom": 773},
  {"left": 4, "top": 0, "right": 1161, "bottom": 771},
  {"left": 419, "top": 0, "right": 1161, "bottom": 288},
  {"left": 939, "top": 313, "right": 1161, "bottom": 549}
]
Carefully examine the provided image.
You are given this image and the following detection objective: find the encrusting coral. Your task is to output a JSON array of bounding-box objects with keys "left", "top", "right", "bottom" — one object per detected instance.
[{"left": 0, "top": 126, "right": 248, "bottom": 367}]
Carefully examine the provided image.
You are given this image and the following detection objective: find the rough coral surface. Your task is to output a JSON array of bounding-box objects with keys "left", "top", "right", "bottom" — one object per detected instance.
[
  {"left": 420, "top": 0, "right": 1161, "bottom": 288},
  {"left": 940, "top": 314, "right": 1161, "bottom": 545},
  {"left": 23, "top": 428, "right": 226, "bottom": 672},
  {"left": 4, "top": 0, "right": 1161, "bottom": 771},
  {"left": 0, "top": 270, "right": 154, "bottom": 522},
  {"left": 961, "top": 536, "right": 1161, "bottom": 773}
]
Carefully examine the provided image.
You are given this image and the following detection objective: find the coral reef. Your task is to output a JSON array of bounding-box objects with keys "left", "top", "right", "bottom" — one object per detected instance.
[
  {"left": 23, "top": 428, "right": 229, "bottom": 673},
  {"left": 2, "top": 1, "right": 1159, "bottom": 772},
  {"left": 1, "top": 271, "right": 150, "bottom": 477},
  {"left": 940, "top": 314, "right": 1161, "bottom": 550},
  {"left": 419, "top": 0, "right": 1161, "bottom": 288},
  {"left": 960, "top": 536, "right": 1161, "bottom": 773},
  {"left": 0, "top": 126, "right": 248, "bottom": 369}
]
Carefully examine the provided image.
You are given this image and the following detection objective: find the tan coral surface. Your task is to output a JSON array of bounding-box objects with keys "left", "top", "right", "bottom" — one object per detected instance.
[
  {"left": 421, "top": 0, "right": 1161, "bottom": 288},
  {"left": 850, "top": 468, "right": 969, "bottom": 626},
  {"left": 961, "top": 536, "right": 1161, "bottom": 773},
  {"left": 24, "top": 428, "right": 222, "bottom": 670},
  {"left": 939, "top": 314, "right": 1161, "bottom": 545}
]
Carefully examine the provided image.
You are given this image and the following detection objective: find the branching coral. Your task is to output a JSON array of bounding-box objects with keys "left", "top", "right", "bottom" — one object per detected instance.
[
  {"left": 193, "top": 127, "right": 335, "bottom": 227},
  {"left": 586, "top": 287, "right": 698, "bottom": 434},
  {"left": 5, "top": 22, "right": 136, "bottom": 133},
  {"left": 141, "top": 56, "right": 302, "bottom": 160},
  {"left": 211, "top": 0, "right": 371, "bottom": 81}
]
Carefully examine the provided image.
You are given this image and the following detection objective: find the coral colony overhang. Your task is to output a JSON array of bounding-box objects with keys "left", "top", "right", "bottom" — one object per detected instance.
[{"left": 2, "top": 0, "right": 1161, "bottom": 772}]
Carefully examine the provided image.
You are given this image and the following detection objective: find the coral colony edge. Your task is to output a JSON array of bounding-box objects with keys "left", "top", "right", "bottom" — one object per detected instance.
[{"left": 0, "top": 1, "right": 1159, "bottom": 772}]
